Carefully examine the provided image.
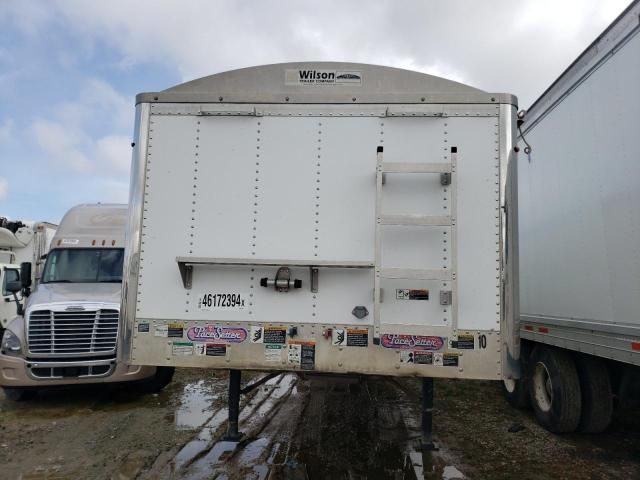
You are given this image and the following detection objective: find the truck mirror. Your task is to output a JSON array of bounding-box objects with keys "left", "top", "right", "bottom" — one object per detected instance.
[
  {"left": 20, "top": 262, "right": 32, "bottom": 288},
  {"left": 5, "top": 281, "right": 22, "bottom": 294}
]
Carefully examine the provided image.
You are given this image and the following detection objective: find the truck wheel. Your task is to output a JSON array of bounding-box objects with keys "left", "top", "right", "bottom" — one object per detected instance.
[
  {"left": 133, "top": 367, "right": 175, "bottom": 394},
  {"left": 502, "top": 378, "right": 530, "bottom": 409},
  {"left": 574, "top": 354, "right": 612, "bottom": 433},
  {"left": 3, "top": 387, "right": 37, "bottom": 401},
  {"left": 528, "top": 346, "right": 581, "bottom": 433}
]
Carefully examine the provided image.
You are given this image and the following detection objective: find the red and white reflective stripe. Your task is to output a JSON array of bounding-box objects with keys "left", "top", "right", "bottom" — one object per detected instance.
[
  {"left": 632, "top": 342, "right": 640, "bottom": 352},
  {"left": 538, "top": 326, "right": 549, "bottom": 334},
  {"left": 524, "top": 325, "right": 533, "bottom": 331}
]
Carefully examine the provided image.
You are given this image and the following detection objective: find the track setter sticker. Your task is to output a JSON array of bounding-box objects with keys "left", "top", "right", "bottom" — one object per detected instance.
[
  {"left": 198, "top": 292, "right": 247, "bottom": 311},
  {"left": 381, "top": 334, "right": 446, "bottom": 351},
  {"left": 186, "top": 325, "right": 247, "bottom": 343}
]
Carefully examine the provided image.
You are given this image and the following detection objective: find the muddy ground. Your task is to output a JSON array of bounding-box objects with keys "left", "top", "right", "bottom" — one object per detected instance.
[{"left": 0, "top": 369, "right": 638, "bottom": 479}]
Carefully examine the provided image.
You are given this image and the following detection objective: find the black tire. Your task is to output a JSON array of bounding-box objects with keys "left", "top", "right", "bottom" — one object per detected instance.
[
  {"left": 3, "top": 387, "right": 37, "bottom": 401},
  {"left": 528, "top": 346, "right": 581, "bottom": 433},
  {"left": 574, "top": 354, "right": 613, "bottom": 433},
  {"left": 132, "top": 367, "right": 175, "bottom": 394},
  {"left": 502, "top": 377, "right": 530, "bottom": 409}
]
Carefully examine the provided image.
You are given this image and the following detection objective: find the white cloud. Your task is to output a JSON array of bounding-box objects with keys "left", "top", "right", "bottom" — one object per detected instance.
[
  {"left": 56, "top": 78, "right": 132, "bottom": 132},
  {"left": 32, "top": 119, "right": 92, "bottom": 172},
  {"left": 95, "top": 135, "right": 131, "bottom": 174},
  {"left": 99, "top": 178, "right": 130, "bottom": 204},
  {"left": 40, "top": 0, "right": 630, "bottom": 107},
  {"left": 30, "top": 75, "right": 133, "bottom": 180},
  {"left": 0, "top": 118, "right": 14, "bottom": 144},
  {"left": 0, "top": 177, "right": 8, "bottom": 200}
]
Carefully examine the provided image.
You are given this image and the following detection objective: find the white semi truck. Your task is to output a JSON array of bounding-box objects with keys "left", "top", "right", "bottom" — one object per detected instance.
[
  {"left": 119, "top": 62, "right": 519, "bottom": 444},
  {"left": 0, "top": 218, "right": 57, "bottom": 329},
  {"left": 507, "top": 0, "right": 640, "bottom": 433},
  {"left": 0, "top": 204, "right": 173, "bottom": 401}
]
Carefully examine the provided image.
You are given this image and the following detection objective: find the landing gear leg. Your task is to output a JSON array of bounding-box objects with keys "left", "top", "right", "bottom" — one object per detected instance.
[
  {"left": 421, "top": 377, "right": 438, "bottom": 451},
  {"left": 224, "top": 369, "right": 242, "bottom": 441}
]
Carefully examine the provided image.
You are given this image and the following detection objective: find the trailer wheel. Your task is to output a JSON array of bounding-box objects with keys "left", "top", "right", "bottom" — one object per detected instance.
[
  {"left": 574, "top": 354, "right": 612, "bottom": 433},
  {"left": 528, "top": 346, "right": 581, "bottom": 433},
  {"left": 2, "top": 387, "right": 37, "bottom": 401},
  {"left": 133, "top": 367, "right": 175, "bottom": 394},
  {"left": 502, "top": 378, "right": 530, "bottom": 409}
]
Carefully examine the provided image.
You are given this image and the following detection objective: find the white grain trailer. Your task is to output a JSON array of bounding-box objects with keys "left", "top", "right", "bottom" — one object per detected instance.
[
  {"left": 510, "top": 1, "right": 640, "bottom": 433},
  {"left": 120, "top": 62, "right": 519, "bottom": 443}
]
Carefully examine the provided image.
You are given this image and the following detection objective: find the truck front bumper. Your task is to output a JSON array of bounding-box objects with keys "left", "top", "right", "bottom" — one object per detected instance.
[{"left": 0, "top": 353, "right": 157, "bottom": 388}]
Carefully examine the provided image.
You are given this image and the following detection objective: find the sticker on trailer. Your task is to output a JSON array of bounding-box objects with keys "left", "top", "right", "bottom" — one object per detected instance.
[
  {"left": 168, "top": 322, "right": 185, "bottom": 338},
  {"left": 154, "top": 325, "right": 168, "bottom": 337},
  {"left": 194, "top": 343, "right": 227, "bottom": 357},
  {"left": 265, "top": 344, "right": 283, "bottom": 362},
  {"left": 172, "top": 342, "right": 194, "bottom": 356},
  {"left": 332, "top": 329, "right": 346, "bottom": 346},
  {"left": 285, "top": 69, "right": 362, "bottom": 86},
  {"left": 198, "top": 292, "right": 247, "bottom": 311},
  {"left": 288, "top": 341, "right": 315, "bottom": 370},
  {"left": 433, "top": 353, "right": 444, "bottom": 366},
  {"left": 347, "top": 328, "right": 368, "bottom": 347},
  {"left": 288, "top": 343, "right": 301, "bottom": 366},
  {"left": 332, "top": 328, "right": 368, "bottom": 347},
  {"left": 414, "top": 351, "right": 433, "bottom": 364},
  {"left": 400, "top": 351, "right": 414, "bottom": 363},
  {"left": 186, "top": 325, "right": 247, "bottom": 343},
  {"left": 400, "top": 351, "right": 434, "bottom": 365},
  {"left": 250, "top": 326, "right": 264, "bottom": 344},
  {"left": 264, "top": 327, "right": 287, "bottom": 345},
  {"left": 137, "top": 323, "right": 150, "bottom": 333},
  {"left": 396, "top": 289, "right": 430, "bottom": 300},
  {"left": 451, "top": 334, "right": 475, "bottom": 350},
  {"left": 61, "top": 238, "right": 79, "bottom": 245},
  {"left": 381, "top": 334, "right": 445, "bottom": 351},
  {"left": 443, "top": 353, "right": 460, "bottom": 367}
]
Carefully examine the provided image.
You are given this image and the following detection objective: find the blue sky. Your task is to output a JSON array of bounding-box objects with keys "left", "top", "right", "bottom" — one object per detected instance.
[{"left": 0, "top": 0, "right": 630, "bottom": 223}]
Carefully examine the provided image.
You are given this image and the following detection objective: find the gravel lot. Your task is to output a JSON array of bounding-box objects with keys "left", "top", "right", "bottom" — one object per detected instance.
[{"left": 1, "top": 368, "right": 638, "bottom": 479}]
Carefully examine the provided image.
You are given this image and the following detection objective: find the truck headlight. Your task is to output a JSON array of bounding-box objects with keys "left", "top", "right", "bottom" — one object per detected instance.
[{"left": 1, "top": 330, "right": 22, "bottom": 356}]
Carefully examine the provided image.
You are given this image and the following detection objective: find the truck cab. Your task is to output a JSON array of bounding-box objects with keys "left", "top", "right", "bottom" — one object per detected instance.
[
  {"left": 0, "top": 204, "right": 173, "bottom": 400},
  {"left": 1, "top": 252, "right": 21, "bottom": 329},
  {"left": 0, "top": 219, "right": 57, "bottom": 330}
]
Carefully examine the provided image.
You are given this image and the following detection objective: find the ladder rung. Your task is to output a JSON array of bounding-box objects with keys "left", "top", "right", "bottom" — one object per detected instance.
[
  {"left": 380, "top": 268, "right": 452, "bottom": 281},
  {"left": 378, "top": 214, "right": 451, "bottom": 226},
  {"left": 381, "top": 162, "right": 451, "bottom": 174}
]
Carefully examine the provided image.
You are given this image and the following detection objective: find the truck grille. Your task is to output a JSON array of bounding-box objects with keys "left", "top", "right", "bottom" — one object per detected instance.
[{"left": 28, "top": 309, "right": 119, "bottom": 355}]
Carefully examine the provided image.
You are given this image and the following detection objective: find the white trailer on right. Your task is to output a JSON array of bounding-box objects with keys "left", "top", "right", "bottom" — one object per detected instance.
[{"left": 510, "top": 0, "right": 640, "bottom": 433}]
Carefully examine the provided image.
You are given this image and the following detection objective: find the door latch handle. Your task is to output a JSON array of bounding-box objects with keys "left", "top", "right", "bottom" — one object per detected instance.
[{"left": 260, "top": 266, "right": 302, "bottom": 292}]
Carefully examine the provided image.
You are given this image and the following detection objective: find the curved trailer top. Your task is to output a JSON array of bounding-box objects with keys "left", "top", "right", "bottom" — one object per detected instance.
[{"left": 120, "top": 62, "right": 520, "bottom": 383}]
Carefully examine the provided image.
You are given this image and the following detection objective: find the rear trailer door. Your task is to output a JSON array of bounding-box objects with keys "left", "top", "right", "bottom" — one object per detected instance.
[{"left": 127, "top": 103, "right": 506, "bottom": 379}]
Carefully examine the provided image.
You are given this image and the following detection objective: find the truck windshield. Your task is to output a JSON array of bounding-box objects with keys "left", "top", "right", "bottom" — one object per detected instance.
[{"left": 41, "top": 248, "right": 124, "bottom": 283}]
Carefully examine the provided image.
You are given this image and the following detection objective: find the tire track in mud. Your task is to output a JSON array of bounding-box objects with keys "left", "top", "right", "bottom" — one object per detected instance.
[
  {"left": 141, "top": 374, "right": 465, "bottom": 480},
  {"left": 143, "top": 373, "right": 304, "bottom": 479}
]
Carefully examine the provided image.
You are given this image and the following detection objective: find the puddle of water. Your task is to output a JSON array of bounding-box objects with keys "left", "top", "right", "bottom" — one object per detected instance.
[
  {"left": 442, "top": 465, "right": 465, "bottom": 479},
  {"left": 175, "top": 380, "right": 217, "bottom": 430},
  {"left": 177, "top": 374, "right": 297, "bottom": 478},
  {"left": 238, "top": 437, "right": 270, "bottom": 465},
  {"left": 183, "top": 440, "right": 237, "bottom": 480},
  {"left": 174, "top": 407, "right": 228, "bottom": 470}
]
